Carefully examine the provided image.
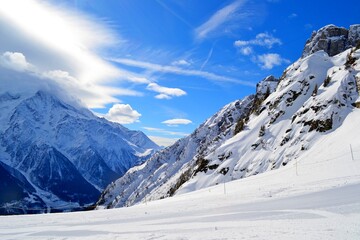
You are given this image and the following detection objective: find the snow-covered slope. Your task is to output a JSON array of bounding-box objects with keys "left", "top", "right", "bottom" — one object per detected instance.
[
  {"left": 2, "top": 117, "right": 360, "bottom": 239},
  {"left": 97, "top": 24, "right": 360, "bottom": 209},
  {"left": 0, "top": 90, "right": 159, "bottom": 214},
  {"left": 96, "top": 91, "right": 258, "bottom": 208},
  {"left": 179, "top": 48, "right": 359, "bottom": 193}
]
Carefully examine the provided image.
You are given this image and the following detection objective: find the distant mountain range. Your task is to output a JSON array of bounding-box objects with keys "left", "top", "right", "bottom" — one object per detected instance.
[
  {"left": 0, "top": 90, "right": 159, "bottom": 214},
  {"left": 97, "top": 24, "right": 360, "bottom": 209}
]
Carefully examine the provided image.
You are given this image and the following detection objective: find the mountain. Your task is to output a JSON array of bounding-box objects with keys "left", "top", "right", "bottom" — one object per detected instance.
[
  {"left": 0, "top": 90, "right": 159, "bottom": 214},
  {"left": 302, "top": 24, "right": 360, "bottom": 57},
  {"left": 97, "top": 24, "right": 360, "bottom": 209}
]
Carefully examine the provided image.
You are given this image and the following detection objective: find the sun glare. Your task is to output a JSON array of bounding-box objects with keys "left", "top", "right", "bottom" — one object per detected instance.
[{"left": 0, "top": 0, "right": 120, "bottom": 84}]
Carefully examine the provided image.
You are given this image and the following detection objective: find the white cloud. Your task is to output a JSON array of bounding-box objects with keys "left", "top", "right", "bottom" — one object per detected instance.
[
  {"left": 111, "top": 58, "right": 255, "bottom": 86},
  {"left": 43, "top": 70, "right": 142, "bottom": 108},
  {"left": 239, "top": 46, "right": 253, "bottom": 55},
  {"left": 234, "top": 32, "right": 282, "bottom": 49},
  {"left": 234, "top": 40, "right": 248, "bottom": 47},
  {"left": 104, "top": 104, "right": 141, "bottom": 124},
  {"left": 0, "top": 52, "right": 142, "bottom": 109},
  {"left": 171, "top": 59, "right": 191, "bottom": 66},
  {"left": 147, "top": 83, "right": 186, "bottom": 99},
  {"left": 143, "top": 127, "right": 189, "bottom": 137},
  {"left": 127, "top": 76, "right": 151, "bottom": 84},
  {"left": 0, "top": 52, "right": 34, "bottom": 72},
  {"left": 195, "top": 0, "right": 247, "bottom": 40},
  {"left": 162, "top": 118, "right": 192, "bottom": 126},
  {"left": 147, "top": 136, "right": 179, "bottom": 147},
  {"left": 254, "top": 33, "right": 282, "bottom": 48},
  {"left": 155, "top": 94, "right": 171, "bottom": 100},
  {"left": 256, "top": 53, "right": 290, "bottom": 70},
  {"left": 0, "top": 0, "right": 148, "bottom": 109},
  {"left": 0, "top": 0, "right": 120, "bottom": 83}
]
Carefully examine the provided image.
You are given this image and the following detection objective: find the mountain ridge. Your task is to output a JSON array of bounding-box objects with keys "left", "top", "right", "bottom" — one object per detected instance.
[
  {"left": 97, "top": 24, "right": 360, "bottom": 209},
  {"left": 0, "top": 90, "right": 159, "bottom": 214}
]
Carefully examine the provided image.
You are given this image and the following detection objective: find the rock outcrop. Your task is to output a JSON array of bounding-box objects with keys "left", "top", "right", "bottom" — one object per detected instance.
[{"left": 302, "top": 24, "right": 360, "bottom": 57}]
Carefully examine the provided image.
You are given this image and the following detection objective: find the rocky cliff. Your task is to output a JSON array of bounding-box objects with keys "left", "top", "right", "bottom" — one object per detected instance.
[{"left": 302, "top": 24, "right": 360, "bottom": 57}]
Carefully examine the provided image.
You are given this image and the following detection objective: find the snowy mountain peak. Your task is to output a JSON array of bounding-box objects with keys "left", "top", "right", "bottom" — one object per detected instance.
[
  {"left": 0, "top": 90, "right": 159, "bottom": 214},
  {"left": 302, "top": 24, "right": 360, "bottom": 57}
]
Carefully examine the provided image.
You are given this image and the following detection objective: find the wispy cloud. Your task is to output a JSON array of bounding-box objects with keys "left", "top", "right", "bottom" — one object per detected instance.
[
  {"left": 155, "top": 0, "right": 193, "bottom": 28},
  {"left": 200, "top": 44, "right": 215, "bottom": 70},
  {"left": 0, "top": 51, "right": 142, "bottom": 108},
  {"left": 143, "top": 127, "right": 189, "bottom": 137},
  {"left": 104, "top": 103, "right": 141, "bottom": 124},
  {"left": 171, "top": 59, "right": 191, "bottom": 66},
  {"left": 194, "top": 0, "right": 248, "bottom": 40},
  {"left": 162, "top": 118, "right": 192, "bottom": 127},
  {"left": 234, "top": 32, "right": 282, "bottom": 51},
  {"left": 147, "top": 83, "right": 187, "bottom": 99},
  {"left": 111, "top": 58, "right": 255, "bottom": 86},
  {"left": 255, "top": 53, "right": 290, "bottom": 69}
]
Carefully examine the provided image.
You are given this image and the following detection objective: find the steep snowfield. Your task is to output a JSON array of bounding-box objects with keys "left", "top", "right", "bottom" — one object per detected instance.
[
  {"left": 1, "top": 109, "right": 360, "bottom": 239},
  {"left": 96, "top": 94, "right": 256, "bottom": 208},
  {"left": 179, "top": 49, "right": 359, "bottom": 192}
]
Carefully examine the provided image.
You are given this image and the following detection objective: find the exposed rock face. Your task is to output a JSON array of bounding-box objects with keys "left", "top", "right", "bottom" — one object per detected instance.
[
  {"left": 302, "top": 24, "right": 360, "bottom": 58},
  {"left": 349, "top": 25, "right": 360, "bottom": 47},
  {"left": 256, "top": 75, "right": 278, "bottom": 95}
]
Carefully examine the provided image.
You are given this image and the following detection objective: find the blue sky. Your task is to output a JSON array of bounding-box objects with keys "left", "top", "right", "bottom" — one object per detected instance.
[{"left": 0, "top": 0, "right": 359, "bottom": 146}]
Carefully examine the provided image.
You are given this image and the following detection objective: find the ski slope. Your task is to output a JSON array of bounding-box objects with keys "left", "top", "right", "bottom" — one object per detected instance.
[
  {"left": 1, "top": 111, "right": 360, "bottom": 240},
  {"left": 1, "top": 173, "right": 359, "bottom": 240}
]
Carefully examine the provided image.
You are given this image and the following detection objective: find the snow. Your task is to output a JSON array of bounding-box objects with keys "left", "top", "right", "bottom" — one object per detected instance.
[
  {"left": 1, "top": 131, "right": 360, "bottom": 239},
  {"left": 2, "top": 108, "right": 360, "bottom": 238},
  {"left": 0, "top": 90, "right": 160, "bottom": 212},
  {"left": 1, "top": 28, "right": 360, "bottom": 239},
  {"left": 97, "top": 48, "right": 360, "bottom": 209},
  {"left": 97, "top": 95, "right": 256, "bottom": 208},
  {"left": 174, "top": 49, "right": 359, "bottom": 194}
]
